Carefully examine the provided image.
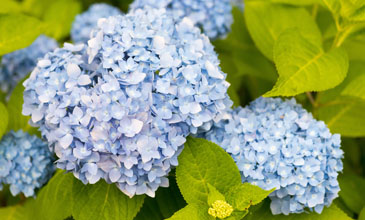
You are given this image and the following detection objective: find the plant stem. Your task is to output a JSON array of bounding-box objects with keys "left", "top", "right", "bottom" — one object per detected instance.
[
  {"left": 312, "top": 4, "right": 319, "bottom": 19},
  {"left": 306, "top": 92, "right": 317, "bottom": 107}
]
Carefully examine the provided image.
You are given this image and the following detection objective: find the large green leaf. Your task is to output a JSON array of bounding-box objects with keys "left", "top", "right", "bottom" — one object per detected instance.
[
  {"left": 339, "top": 174, "right": 365, "bottom": 214},
  {"left": 43, "top": 0, "right": 82, "bottom": 40},
  {"left": 245, "top": 200, "right": 352, "bottom": 220},
  {"left": 31, "top": 171, "right": 75, "bottom": 220},
  {"left": 226, "top": 183, "right": 274, "bottom": 211},
  {"left": 0, "top": 14, "right": 44, "bottom": 55},
  {"left": 72, "top": 177, "right": 145, "bottom": 220},
  {"left": 245, "top": 1, "right": 321, "bottom": 60},
  {"left": 264, "top": 29, "right": 349, "bottom": 97},
  {"left": 0, "top": 0, "right": 21, "bottom": 13},
  {"left": 0, "top": 102, "right": 9, "bottom": 140},
  {"left": 176, "top": 137, "right": 241, "bottom": 205}
]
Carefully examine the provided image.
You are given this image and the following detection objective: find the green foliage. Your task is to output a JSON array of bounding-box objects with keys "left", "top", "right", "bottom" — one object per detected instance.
[
  {"left": 225, "top": 183, "right": 275, "bottom": 211},
  {"left": 245, "top": 200, "right": 352, "bottom": 220},
  {"left": 0, "top": 0, "right": 22, "bottom": 13},
  {"left": 6, "top": 80, "right": 38, "bottom": 135},
  {"left": 0, "top": 102, "right": 9, "bottom": 140},
  {"left": 338, "top": 174, "right": 365, "bottom": 214},
  {"left": 135, "top": 175, "right": 186, "bottom": 220},
  {"left": 42, "top": 0, "right": 82, "bottom": 39},
  {"left": 265, "top": 28, "right": 348, "bottom": 97},
  {"left": 72, "top": 179, "right": 144, "bottom": 220},
  {"left": 0, "top": 14, "right": 44, "bottom": 55},
  {"left": 6, "top": 171, "right": 145, "bottom": 220},
  {"left": 317, "top": 61, "right": 365, "bottom": 136},
  {"left": 176, "top": 137, "right": 241, "bottom": 205},
  {"left": 172, "top": 138, "right": 273, "bottom": 220},
  {"left": 244, "top": 1, "right": 321, "bottom": 60}
]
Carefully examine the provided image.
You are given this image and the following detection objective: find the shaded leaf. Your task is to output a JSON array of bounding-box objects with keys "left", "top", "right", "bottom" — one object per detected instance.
[
  {"left": 0, "top": 102, "right": 9, "bottom": 140},
  {"left": 339, "top": 174, "right": 365, "bottom": 214},
  {"left": 167, "top": 204, "right": 212, "bottom": 220}
]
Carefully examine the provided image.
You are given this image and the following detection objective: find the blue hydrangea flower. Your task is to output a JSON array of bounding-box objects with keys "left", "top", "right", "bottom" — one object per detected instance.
[
  {"left": 202, "top": 97, "right": 343, "bottom": 215},
  {"left": 23, "top": 7, "right": 231, "bottom": 197},
  {"left": 71, "top": 3, "right": 122, "bottom": 43},
  {"left": 0, "top": 35, "right": 57, "bottom": 94},
  {"left": 0, "top": 130, "right": 55, "bottom": 197},
  {"left": 129, "top": 0, "right": 233, "bottom": 39}
]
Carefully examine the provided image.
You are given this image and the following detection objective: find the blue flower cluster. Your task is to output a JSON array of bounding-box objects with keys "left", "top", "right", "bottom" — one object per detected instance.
[
  {"left": 71, "top": 3, "right": 122, "bottom": 43},
  {"left": 0, "top": 130, "right": 54, "bottom": 197},
  {"left": 129, "top": 0, "right": 233, "bottom": 39},
  {"left": 202, "top": 97, "right": 343, "bottom": 215},
  {"left": 23, "top": 7, "right": 231, "bottom": 197},
  {"left": 0, "top": 35, "right": 57, "bottom": 94}
]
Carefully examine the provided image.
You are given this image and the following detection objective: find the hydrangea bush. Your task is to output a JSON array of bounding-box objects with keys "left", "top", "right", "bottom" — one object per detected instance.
[
  {"left": 0, "top": 130, "right": 54, "bottom": 197},
  {"left": 0, "top": 35, "right": 58, "bottom": 94},
  {"left": 22, "top": 7, "right": 231, "bottom": 197},
  {"left": 0, "top": 0, "right": 363, "bottom": 220},
  {"left": 202, "top": 97, "right": 343, "bottom": 214}
]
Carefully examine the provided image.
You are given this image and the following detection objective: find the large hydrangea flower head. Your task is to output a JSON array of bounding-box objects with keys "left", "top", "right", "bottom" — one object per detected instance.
[
  {"left": 0, "top": 35, "right": 57, "bottom": 94},
  {"left": 71, "top": 3, "right": 122, "bottom": 43},
  {"left": 203, "top": 97, "right": 343, "bottom": 215},
  {"left": 23, "top": 7, "right": 231, "bottom": 197},
  {"left": 0, "top": 130, "right": 54, "bottom": 197},
  {"left": 129, "top": 0, "right": 233, "bottom": 39}
]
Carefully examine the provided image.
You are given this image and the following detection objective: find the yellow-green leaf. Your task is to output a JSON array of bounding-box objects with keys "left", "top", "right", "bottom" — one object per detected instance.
[
  {"left": 0, "top": 14, "right": 44, "bottom": 55},
  {"left": 265, "top": 29, "right": 348, "bottom": 97}
]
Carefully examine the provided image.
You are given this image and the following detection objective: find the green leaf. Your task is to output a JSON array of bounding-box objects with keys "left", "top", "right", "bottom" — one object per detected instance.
[
  {"left": 72, "top": 178, "right": 145, "bottom": 220},
  {"left": 0, "top": 102, "right": 9, "bottom": 139},
  {"left": 0, "top": 0, "right": 21, "bottom": 13},
  {"left": 359, "top": 207, "right": 365, "bottom": 220},
  {"left": 322, "top": 0, "right": 341, "bottom": 14},
  {"left": 340, "top": 0, "right": 365, "bottom": 22},
  {"left": 271, "top": 0, "right": 321, "bottom": 5},
  {"left": 226, "top": 183, "right": 274, "bottom": 211},
  {"left": 0, "top": 199, "right": 35, "bottom": 220},
  {"left": 245, "top": 200, "right": 352, "bottom": 220},
  {"left": 22, "top": 0, "right": 52, "bottom": 18},
  {"left": 135, "top": 175, "right": 186, "bottom": 220},
  {"left": 316, "top": 61, "right": 365, "bottom": 137},
  {"left": 0, "top": 14, "right": 44, "bottom": 55},
  {"left": 245, "top": 1, "right": 321, "bottom": 60},
  {"left": 264, "top": 29, "right": 349, "bottom": 97},
  {"left": 176, "top": 137, "right": 241, "bottom": 205},
  {"left": 338, "top": 174, "right": 365, "bottom": 214},
  {"left": 340, "top": 61, "right": 365, "bottom": 100},
  {"left": 317, "top": 97, "right": 365, "bottom": 136},
  {"left": 167, "top": 204, "right": 212, "bottom": 220},
  {"left": 32, "top": 171, "right": 75, "bottom": 220},
  {"left": 43, "top": 0, "right": 82, "bottom": 40},
  {"left": 6, "top": 80, "right": 38, "bottom": 135},
  {"left": 207, "top": 184, "right": 226, "bottom": 206}
]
